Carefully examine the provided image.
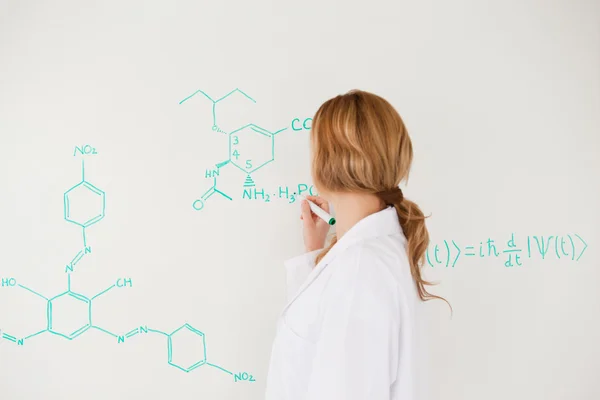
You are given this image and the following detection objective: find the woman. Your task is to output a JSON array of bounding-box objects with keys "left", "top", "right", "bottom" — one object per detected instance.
[{"left": 265, "top": 90, "right": 443, "bottom": 400}]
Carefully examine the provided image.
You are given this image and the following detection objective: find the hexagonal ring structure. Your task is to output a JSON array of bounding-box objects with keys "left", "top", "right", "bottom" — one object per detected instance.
[
  {"left": 229, "top": 124, "right": 274, "bottom": 175},
  {"left": 64, "top": 181, "right": 106, "bottom": 227},
  {"left": 168, "top": 323, "right": 207, "bottom": 373},
  {"left": 47, "top": 291, "right": 92, "bottom": 340}
]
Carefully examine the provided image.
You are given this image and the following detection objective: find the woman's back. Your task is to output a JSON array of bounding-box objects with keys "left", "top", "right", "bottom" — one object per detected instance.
[{"left": 266, "top": 207, "right": 420, "bottom": 399}]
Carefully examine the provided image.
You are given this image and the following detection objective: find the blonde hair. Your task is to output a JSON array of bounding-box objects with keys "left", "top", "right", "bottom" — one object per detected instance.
[{"left": 311, "top": 89, "right": 446, "bottom": 304}]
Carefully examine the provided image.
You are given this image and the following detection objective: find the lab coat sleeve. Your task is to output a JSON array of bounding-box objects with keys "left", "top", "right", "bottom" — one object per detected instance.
[
  {"left": 284, "top": 249, "right": 322, "bottom": 303},
  {"left": 304, "top": 249, "right": 400, "bottom": 400}
]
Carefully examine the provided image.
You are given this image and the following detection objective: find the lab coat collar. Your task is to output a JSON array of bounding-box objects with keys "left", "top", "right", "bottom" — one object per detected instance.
[
  {"left": 319, "top": 206, "right": 403, "bottom": 267},
  {"left": 282, "top": 206, "right": 404, "bottom": 314}
]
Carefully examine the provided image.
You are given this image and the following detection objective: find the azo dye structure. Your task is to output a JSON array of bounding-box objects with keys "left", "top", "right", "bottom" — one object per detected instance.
[
  {"left": 0, "top": 145, "right": 254, "bottom": 383},
  {"left": 179, "top": 88, "right": 315, "bottom": 211},
  {"left": 427, "top": 233, "right": 589, "bottom": 268}
]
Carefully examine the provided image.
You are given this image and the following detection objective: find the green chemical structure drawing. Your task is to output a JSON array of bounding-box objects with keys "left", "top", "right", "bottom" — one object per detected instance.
[
  {"left": 0, "top": 145, "right": 255, "bottom": 383},
  {"left": 179, "top": 88, "right": 316, "bottom": 211}
]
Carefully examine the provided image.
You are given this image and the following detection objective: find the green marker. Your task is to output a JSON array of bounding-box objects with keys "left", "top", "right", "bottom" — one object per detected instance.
[{"left": 295, "top": 193, "right": 336, "bottom": 225}]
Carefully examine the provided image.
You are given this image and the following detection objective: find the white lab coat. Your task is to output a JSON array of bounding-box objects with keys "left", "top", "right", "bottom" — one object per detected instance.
[{"left": 265, "top": 207, "right": 420, "bottom": 400}]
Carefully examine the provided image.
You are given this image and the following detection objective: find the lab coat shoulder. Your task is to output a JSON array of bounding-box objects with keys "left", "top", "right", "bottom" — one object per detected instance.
[
  {"left": 303, "top": 242, "right": 403, "bottom": 399},
  {"left": 325, "top": 240, "right": 402, "bottom": 317}
]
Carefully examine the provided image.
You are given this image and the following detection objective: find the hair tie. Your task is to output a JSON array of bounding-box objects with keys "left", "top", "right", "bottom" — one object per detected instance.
[{"left": 376, "top": 187, "right": 404, "bottom": 206}]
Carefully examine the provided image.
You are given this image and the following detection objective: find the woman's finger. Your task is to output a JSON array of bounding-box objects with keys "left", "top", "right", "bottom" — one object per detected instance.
[
  {"left": 305, "top": 195, "right": 327, "bottom": 207},
  {"left": 307, "top": 196, "right": 329, "bottom": 212},
  {"left": 300, "top": 200, "right": 314, "bottom": 224}
]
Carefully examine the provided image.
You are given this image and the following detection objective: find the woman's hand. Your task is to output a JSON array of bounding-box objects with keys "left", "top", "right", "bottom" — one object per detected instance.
[{"left": 300, "top": 196, "right": 331, "bottom": 252}]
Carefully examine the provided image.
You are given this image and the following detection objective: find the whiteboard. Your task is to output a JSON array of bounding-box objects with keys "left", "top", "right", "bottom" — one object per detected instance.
[{"left": 0, "top": 1, "right": 599, "bottom": 399}]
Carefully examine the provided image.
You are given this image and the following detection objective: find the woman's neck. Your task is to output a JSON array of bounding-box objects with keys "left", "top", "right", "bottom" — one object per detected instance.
[{"left": 330, "top": 192, "right": 385, "bottom": 239}]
